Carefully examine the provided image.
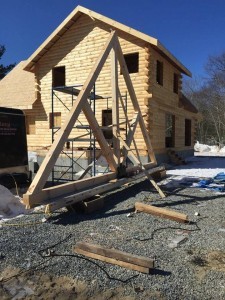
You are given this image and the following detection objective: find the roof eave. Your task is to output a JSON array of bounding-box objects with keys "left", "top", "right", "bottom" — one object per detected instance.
[{"left": 24, "top": 5, "right": 191, "bottom": 77}]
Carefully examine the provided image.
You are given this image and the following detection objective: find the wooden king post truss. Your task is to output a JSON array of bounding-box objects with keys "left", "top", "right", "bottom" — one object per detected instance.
[{"left": 22, "top": 31, "right": 166, "bottom": 213}]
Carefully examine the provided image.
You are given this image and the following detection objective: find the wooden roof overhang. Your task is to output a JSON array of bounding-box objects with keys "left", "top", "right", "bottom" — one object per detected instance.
[{"left": 24, "top": 6, "right": 191, "bottom": 77}]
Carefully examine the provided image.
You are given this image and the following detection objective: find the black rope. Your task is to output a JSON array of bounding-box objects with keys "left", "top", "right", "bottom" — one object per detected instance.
[{"left": 132, "top": 218, "right": 205, "bottom": 242}]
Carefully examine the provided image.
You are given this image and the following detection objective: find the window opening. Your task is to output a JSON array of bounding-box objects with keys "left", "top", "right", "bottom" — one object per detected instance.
[
  {"left": 185, "top": 119, "right": 192, "bottom": 146},
  {"left": 165, "top": 114, "right": 175, "bottom": 147},
  {"left": 123, "top": 53, "right": 139, "bottom": 74},
  {"left": 173, "top": 73, "right": 179, "bottom": 94},
  {"left": 26, "top": 115, "right": 35, "bottom": 134},
  {"left": 102, "top": 109, "right": 113, "bottom": 140},
  {"left": 49, "top": 112, "right": 61, "bottom": 129},
  {"left": 52, "top": 66, "right": 65, "bottom": 87},
  {"left": 156, "top": 60, "right": 163, "bottom": 85}
]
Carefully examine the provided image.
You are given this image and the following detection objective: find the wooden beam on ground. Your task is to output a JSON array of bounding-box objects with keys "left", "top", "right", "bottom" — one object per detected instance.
[
  {"left": 74, "top": 242, "right": 154, "bottom": 273},
  {"left": 23, "top": 163, "right": 158, "bottom": 207},
  {"left": 135, "top": 202, "right": 189, "bottom": 223},
  {"left": 26, "top": 31, "right": 118, "bottom": 198},
  {"left": 45, "top": 166, "right": 164, "bottom": 213}
]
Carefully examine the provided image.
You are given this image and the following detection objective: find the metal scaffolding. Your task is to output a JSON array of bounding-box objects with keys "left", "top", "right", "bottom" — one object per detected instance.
[{"left": 51, "top": 84, "right": 127, "bottom": 183}]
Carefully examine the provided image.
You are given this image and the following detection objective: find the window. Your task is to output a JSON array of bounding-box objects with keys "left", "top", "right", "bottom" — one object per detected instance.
[
  {"left": 173, "top": 73, "right": 179, "bottom": 94},
  {"left": 123, "top": 53, "right": 139, "bottom": 74},
  {"left": 26, "top": 115, "right": 35, "bottom": 135},
  {"left": 185, "top": 119, "right": 192, "bottom": 146},
  {"left": 165, "top": 114, "right": 175, "bottom": 148},
  {"left": 156, "top": 60, "right": 163, "bottom": 85},
  {"left": 52, "top": 66, "right": 65, "bottom": 87},
  {"left": 49, "top": 112, "right": 61, "bottom": 129},
  {"left": 102, "top": 109, "right": 113, "bottom": 140}
]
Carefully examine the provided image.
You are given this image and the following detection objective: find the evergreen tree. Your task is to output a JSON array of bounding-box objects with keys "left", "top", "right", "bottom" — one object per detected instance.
[{"left": 0, "top": 45, "right": 16, "bottom": 79}]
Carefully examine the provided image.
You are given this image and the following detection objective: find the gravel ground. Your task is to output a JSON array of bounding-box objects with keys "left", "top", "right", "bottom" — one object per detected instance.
[{"left": 0, "top": 174, "right": 225, "bottom": 299}]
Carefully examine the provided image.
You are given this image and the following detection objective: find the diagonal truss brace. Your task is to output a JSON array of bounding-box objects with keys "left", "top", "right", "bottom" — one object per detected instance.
[{"left": 23, "top": 31, "right": 164, "bottom": 209}]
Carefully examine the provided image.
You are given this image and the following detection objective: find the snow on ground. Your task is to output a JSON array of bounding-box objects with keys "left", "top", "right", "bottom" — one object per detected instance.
[
  {"left": 160, "top": 156, "right": 225, "bottom": 190},
  {"left": 0, "top": 185, "right": 27, "bottom": 223},
  {"left": 167, "top": 156, "right": 225, "bottom": 178}
]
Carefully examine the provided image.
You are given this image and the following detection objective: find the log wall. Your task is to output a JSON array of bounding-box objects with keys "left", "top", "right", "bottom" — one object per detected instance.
[{"left": 26, "top": 14, "right": 199, "bottom": 157}]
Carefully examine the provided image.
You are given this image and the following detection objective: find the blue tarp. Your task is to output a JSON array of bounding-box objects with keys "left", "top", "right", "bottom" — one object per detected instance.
[{"left": 196, "top": 172, "right": 225, "bottom": 192}]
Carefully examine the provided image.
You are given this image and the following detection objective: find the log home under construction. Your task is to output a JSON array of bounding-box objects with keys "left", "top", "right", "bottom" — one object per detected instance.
[{"left": 0, "top": 6, "right": 200, "bottom": 182}]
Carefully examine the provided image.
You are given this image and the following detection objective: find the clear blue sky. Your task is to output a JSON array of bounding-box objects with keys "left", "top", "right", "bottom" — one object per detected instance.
[{"left": 1, "top": 0, "right": 225, "bottom": 78}]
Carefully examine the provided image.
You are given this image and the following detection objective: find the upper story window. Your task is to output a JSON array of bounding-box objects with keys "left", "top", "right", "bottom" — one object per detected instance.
[
  {"left": 156, "top": 60, "right": 163, "bottom": 86},
  {"left": 52, "top": 66, "right": 65, "bottom": 87},
  {"left": 173, "top": 73, "right": 179, "bottom": 94},
  {"left": 123, "top": 53, "right": 139, "bottom": 74}
]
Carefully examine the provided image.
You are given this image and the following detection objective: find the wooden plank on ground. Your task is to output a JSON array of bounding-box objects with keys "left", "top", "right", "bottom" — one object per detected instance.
[
  {"left": 75, "top": 248, "right": 149, "bottom": 273},
  {"left": 74, "top": 242, "right": 154, "bottom": 273},
  {"left": 135, "top": 202, "right": 188, "bottom": 223}
]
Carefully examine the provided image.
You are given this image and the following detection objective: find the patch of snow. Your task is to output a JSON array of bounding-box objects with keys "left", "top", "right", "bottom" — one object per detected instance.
[
  {"left": 160, "top": 156, "right": 225, "bottom": 192},
  {"left": 167, "top": 156, "right": 225, "bottom": 178},
  {"left": 0, "top": 185, "right": 27, "bottom": 222},
  {"left": 194, "top": 141, "right": 223, "bottom": 153}
]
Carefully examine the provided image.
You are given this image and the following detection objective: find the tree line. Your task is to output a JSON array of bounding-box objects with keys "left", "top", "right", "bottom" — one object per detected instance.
[{"left": 184, "top": 51, "right": 225, "bottom": 146}]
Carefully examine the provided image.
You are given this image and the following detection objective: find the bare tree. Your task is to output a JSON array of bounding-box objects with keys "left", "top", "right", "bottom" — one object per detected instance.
[{"left": 183, "top": 52, "right": 225, "bottom": 145}]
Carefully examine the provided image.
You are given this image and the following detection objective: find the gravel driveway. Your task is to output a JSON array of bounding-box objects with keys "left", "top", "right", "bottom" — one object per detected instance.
[{"left": 0, "top": 175, "right": 225, "bottom": 299}]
